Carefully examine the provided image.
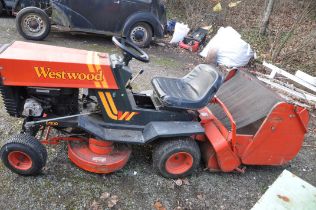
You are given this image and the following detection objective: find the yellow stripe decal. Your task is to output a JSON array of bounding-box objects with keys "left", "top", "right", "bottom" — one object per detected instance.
[
  {"left": 105, "top": 92, "right": 118, "bottom": 115},
  {"left": 87, "top": 51, "right": 101, "bottom": 88},
  {"left": 94, "top": 52, "right": 102, "bottom": 72},
  {"left": 94, "top": 52, "right": 109, "bottom": 88},
  {"left": 101, "top": 80, "right": 109, "bottom": 89},
  {"left": 98, "top": 92, "right": 117, "bottom": 120},
  {"left": 126, "top": 112, "right": 137, "bottom": 121},
  {"left": 119, "top": 112, "right": 130, "bottom": 120},
  {"left": 94, "top": 82, "right": 101, "bottom": 88},
  {"left": 87, "top": 51, "right": 95, "bottom": 73}
]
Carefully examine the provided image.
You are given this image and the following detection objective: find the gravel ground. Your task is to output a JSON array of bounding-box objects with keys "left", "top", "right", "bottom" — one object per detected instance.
[{"left": 0, "top": 15, "right": 315, "bottom": 210}]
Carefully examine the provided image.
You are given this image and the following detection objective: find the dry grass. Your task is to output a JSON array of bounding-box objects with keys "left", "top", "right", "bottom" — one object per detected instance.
[{"left": 167, "top": 0, "right": 316, "bottom": 74}]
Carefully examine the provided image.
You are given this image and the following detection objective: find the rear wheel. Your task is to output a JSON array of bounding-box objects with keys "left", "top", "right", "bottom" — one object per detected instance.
[
  {"left": 0, "top": 134, "right": 47, "bottom": 175},
  {"left": 16, "top": 7, "right": 51, "bottom": 41},
  {"left": 153, "top": 138, "right": 201, "bottom": 178},
  {"left": 128, "top": 22, "right": 153, "bottom": 48}
]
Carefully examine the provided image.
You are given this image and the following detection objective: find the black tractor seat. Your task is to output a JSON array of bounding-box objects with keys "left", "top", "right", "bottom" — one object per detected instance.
[{"left": 151, "top": 64, "right": 223, "bottom": 110}]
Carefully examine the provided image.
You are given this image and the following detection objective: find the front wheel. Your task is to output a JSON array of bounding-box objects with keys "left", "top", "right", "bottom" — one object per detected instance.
[
  {"left": 153, "top": 138, "right": 201, "bottom": 178},
  {"left": 0, "top": 134, "right": 47, "bottom": 175},
  {"left": 16, "top": 7, "right": 51, "bottom": 41},
  {"left": 128, "top": 22, "right": 153, "bottom": 48}
]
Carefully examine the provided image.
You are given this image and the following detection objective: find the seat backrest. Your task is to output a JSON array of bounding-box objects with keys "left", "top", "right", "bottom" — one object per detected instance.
[{"left": 183, "top": 64, "right": 222, "bottom": 99}]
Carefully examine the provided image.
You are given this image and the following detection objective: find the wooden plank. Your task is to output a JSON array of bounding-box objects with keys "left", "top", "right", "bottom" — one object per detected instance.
[
  {"left": 295, "top": 70, "right": 316, "bottom": 87},
  {"left": 263, "top": 61, "right": 316, "bottom": 93},
  {"left": 258, "top": 77, "right": 316, "bottom": 103}
]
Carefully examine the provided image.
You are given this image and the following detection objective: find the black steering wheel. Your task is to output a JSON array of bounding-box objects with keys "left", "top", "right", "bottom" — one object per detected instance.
[{"left": 112, "top": 36, "right": 149, "bottom": 64}]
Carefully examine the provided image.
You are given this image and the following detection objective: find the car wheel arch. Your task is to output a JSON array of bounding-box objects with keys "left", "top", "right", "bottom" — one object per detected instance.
[{"left": 122, "top": 12, "right": 159, "bottom": 38}]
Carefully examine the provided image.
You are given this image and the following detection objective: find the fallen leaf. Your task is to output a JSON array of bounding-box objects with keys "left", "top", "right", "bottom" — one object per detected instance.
[
  {"left": 213, "top": 3, "right": 222, "bottom": 12},
  {"left": 175, "top": 179, "right": 183, "bottom": 186},
  {"left": 107, "top": 195, "right": 119, "bottom": 208},
  {"left": 154, "top": 201, "right": 166, "bottom": 210},
  {"left": 100, "top": 192, "right": 110, "bottom": 200},
  {"left": 108, "top": 200, "right": 116, "bottom": 208},
  {"left": 228, "top": 1, "right": 242, "bottom": 8},
  {"left": 110, "top": 195, "right": 119, "bottom": 202},
  {"left": 90, "top": 200, "right": 101, "bottom": 210},
  {"left": 277, "top": 194, "right": 290, "bottom": 202}
]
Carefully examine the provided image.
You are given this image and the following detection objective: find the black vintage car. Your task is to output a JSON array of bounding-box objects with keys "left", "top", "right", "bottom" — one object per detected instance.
[
  {"left": 0, "top": 0, "right": 14, "bottom": 14},
  {"left": 13, "top": 0, "right": 167, "bottom": 47}
]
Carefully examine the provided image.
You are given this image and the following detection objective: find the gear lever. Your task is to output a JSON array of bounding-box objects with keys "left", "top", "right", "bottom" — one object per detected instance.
[{"left": 126, "top": 69, "right": 144, "bottom": 89}]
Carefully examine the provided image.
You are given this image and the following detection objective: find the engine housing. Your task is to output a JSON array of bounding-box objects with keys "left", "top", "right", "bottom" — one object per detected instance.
[{"left": 0, "top": 85, "right": 79, "bottom": 117}]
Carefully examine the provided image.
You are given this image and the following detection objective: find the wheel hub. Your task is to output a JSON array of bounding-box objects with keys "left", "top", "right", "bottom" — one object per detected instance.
[
  {"left": 134, "top": 30, "right": 145, "bottom": 41},
  {"left": 165, "top": 152, "right": 194, "bottom": 175},
  {"left": 8, "top": 151, "right": 32, "bottom": 171},
  {"left": 131, "top": 26, "right": 148, "bottom": 44},
  {"left": 23, "top": 14, "right": 44, "bottom": 34}
]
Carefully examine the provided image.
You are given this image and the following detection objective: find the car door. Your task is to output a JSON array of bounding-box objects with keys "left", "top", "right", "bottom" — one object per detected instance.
[
  {"left": 64, "top": 0, "right": 151, "bottom": 33},
  {"left": 65, "top": 0, "right": 122, "bottom": 32}
]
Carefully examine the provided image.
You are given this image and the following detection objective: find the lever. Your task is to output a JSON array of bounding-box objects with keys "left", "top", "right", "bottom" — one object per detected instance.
[
  {"left": 126, "top": 69, "right": 144, "bottom": 88},
  {"left": 114, "top": 0, "right": 120, "bottom": 4}
]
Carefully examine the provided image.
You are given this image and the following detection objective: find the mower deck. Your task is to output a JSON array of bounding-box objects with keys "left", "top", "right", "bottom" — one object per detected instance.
[{"left": 68, "top": 139, "right": 131, "bottom": 174}]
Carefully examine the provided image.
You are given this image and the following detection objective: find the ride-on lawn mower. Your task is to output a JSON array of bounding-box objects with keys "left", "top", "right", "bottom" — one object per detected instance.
[{"left": 0, "top": 37, "right": 309, "bottom": 178}]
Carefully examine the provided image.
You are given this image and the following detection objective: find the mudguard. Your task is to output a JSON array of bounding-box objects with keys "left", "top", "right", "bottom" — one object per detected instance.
[
  {"left": 122, "top": 12, "right": 164, "bottom": 38},
  {"left": 78, "top": 115, "right": 205, "bottom": 144},
  {"left": 13, "top": 0, "right": 50, "bottom": 13},
  {"left": 51, "top": 1, "right": 93, "bottom": 29}
]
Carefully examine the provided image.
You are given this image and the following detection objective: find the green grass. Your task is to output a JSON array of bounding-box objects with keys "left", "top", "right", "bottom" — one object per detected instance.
[
  {"left": 88, "top": 43, "right": 119, "bottom": 53},
  {"left": 151, "top": 56, "right": 182, "bottom": 69}
]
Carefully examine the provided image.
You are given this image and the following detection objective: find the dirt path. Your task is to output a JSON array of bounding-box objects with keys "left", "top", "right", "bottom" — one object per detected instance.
[{"left": 0, "top": 15, "right": 315, "bottom": 210}]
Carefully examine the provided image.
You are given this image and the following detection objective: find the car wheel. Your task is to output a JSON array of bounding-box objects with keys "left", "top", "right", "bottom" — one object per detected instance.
[
  {"left": 153, "top": 137, "right": 201, "bottom": 178},
  {"left": 128, "top": 22, "right": 153, "bottom": 48},
  {"left": 16, "top": 7, "right": 51, "bottom": 41},
  {"left": 0, "top": 134, "right": 47, "bottom": 175}
]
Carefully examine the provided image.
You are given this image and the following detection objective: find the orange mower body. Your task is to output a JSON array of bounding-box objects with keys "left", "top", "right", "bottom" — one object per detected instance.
[{"left": 0, "top": 40, "right": 309, "bottom": 178}]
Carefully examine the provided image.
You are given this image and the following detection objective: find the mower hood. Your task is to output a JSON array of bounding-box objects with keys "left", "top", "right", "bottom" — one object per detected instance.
[{"left": 0, "top": 41, "right": 118, "bottom": 89}]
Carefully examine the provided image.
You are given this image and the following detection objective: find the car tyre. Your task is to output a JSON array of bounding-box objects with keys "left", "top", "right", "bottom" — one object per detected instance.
[
  {"left": 16, "top": 7, "right": 51, "bottom": 41},
  {"left": 128, "top": 22, "right": 153, "bottom": 48},
  {"left": 153, "top": 137, "right": 201, "bottom": 178},
  {"left": 0, "top": 133, "right": 47, "bottom": 175}
]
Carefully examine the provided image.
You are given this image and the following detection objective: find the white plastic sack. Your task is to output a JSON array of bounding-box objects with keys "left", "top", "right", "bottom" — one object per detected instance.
[
  {"left": 170, "top": 23, "right": 190, "bottom": 44},
  {"left": 200, "top": 27, "right": 254, "bottom": 67}
]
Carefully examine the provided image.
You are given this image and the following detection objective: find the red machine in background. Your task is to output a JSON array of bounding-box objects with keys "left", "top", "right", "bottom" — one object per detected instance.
[{"left": 179, "top": 28, "right": 208, "bottom": 52}]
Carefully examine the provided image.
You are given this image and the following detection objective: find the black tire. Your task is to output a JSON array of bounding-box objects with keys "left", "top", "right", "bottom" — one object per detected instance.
[
  {"left": 16, "top": 7, "right": 51, "bottom": 41},
  {"left": 0, "top": 134, "right": 47, "bottom": 175},
  {"left": 21, "top": 126, "right": 47, "bottom": 164},
  {"left": 153, "top": 138, "right": 201, "bottom": 179},
  {"left": 128, "top": 22, "right": 153, "bottom": 48}
]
